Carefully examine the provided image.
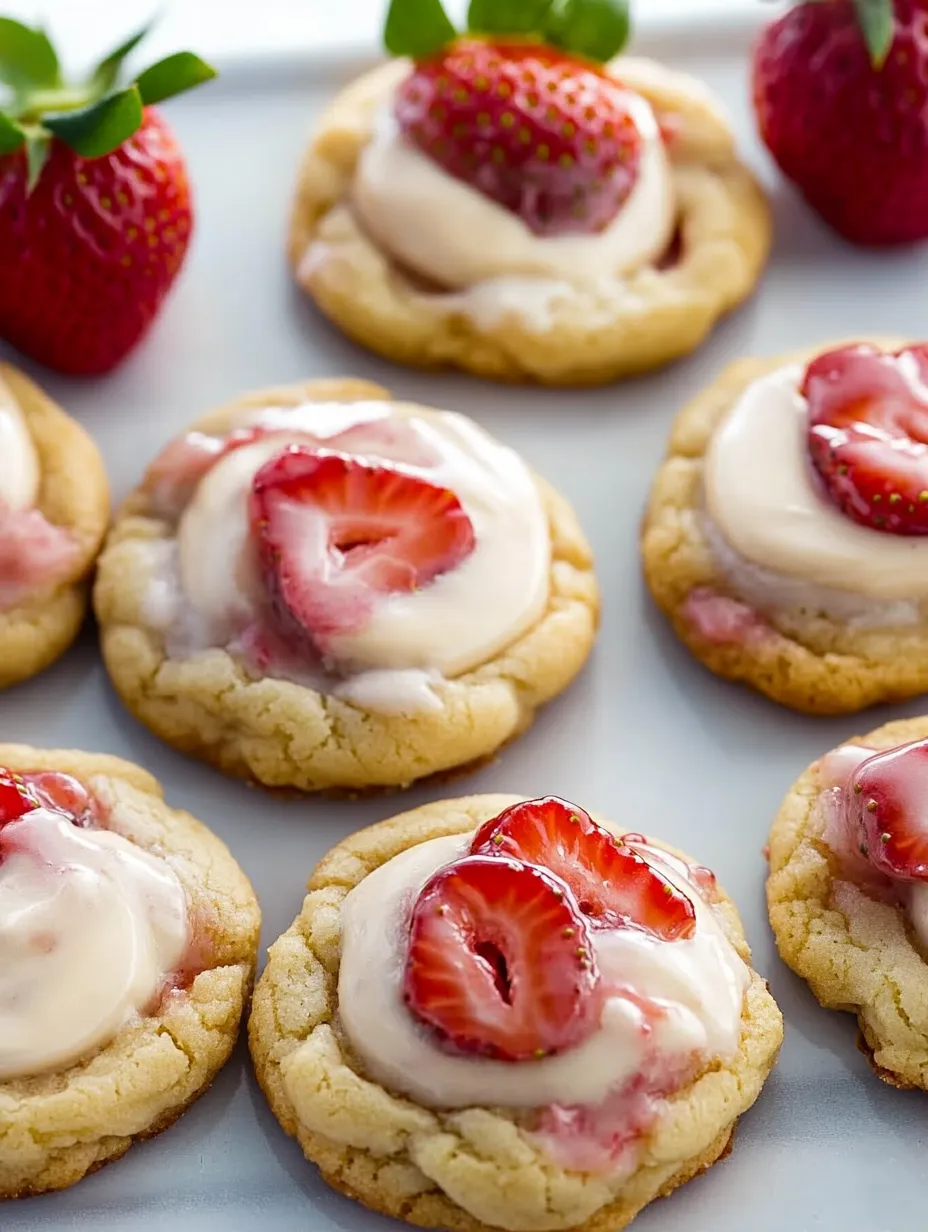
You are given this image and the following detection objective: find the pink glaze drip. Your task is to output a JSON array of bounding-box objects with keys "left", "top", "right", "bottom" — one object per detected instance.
[
  {"left": 535, "top": 995, "right": 698, "bottom": 1174},
  {"left": 150, "top": 902, "right": 218, "bottom": 1010},
  {"left": 682, "top": 588, "right": 772, "bottom": 648},
  {"left": 0, "top": 505, "right": 79, "bottom": 610},
  {"left": 145, "top": 416, "right": 442, "bottom": 520}
]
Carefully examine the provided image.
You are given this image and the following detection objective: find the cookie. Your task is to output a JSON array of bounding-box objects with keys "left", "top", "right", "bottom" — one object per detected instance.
[
  {"left": 0, "top": 744, "right": 260, "bottom": 1197},
  {"left": 93, "top": 379, "right": 599, "bottom": 794},
  {"left": 768, "top": 717, "right": 928, "bottom": 1091},
  {"left": 0, "top": 364, "right": 109, "bottom": 689},
  {"left": 641, "top": 335, "right": 928, "bottom": 716},
  {"left": 250, "top": 794, "right": 782, "bottom": 1232},
  {"left": 290, "top": 53, "right": 770, "bottom": 387}
]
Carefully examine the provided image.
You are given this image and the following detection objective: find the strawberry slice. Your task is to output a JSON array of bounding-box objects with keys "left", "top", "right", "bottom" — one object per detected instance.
[
  {"left": 403, "top": 855, "right": 600, "bottom": 1061},
  {"left": 0, "top": 769, "right": 42, "bottom": 827},
  {"left": 804, "top": 343, "right": 928, "bottom": 535},
  {"left": 471, "top": 797, "right": 696, "bottom": 941},
  {"left": 0, "top": 768, "right": 97, "bottom": 833},
  {"left": 848, "top": 739, "right": 928, "bottom": 880},
  {"left": 249, "top": 447, "right": 475, "bottom": 647}
]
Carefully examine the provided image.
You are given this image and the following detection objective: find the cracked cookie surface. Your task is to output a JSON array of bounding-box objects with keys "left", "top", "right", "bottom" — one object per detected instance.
[
  {"left": 93, "top": 379, "right": 599, "bottom": 795},
  {"left": 250, "top": 795, "right": 782, "bottom": 1232},
  {"left": 0, "top": 745, "right": 260, "bottom": 1199},
  {"left": 640, "top": 335, "right": 928, "bottom": 716},
  {"left": 289, "top": 57, "right": 770, "bottom": 387},
  {"left": 0, "top": 365, "right": 109, "bottom": 690},
  {"left": 767, "top": 716, "right": 928, "bottom": 1090}
]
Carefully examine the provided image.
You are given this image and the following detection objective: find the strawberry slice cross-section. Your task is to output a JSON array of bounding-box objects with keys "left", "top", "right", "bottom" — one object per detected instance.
[
  {"left": 804, "top": 343, "right": 928, "bottom": 535},
  {"left": 249, "top": 447, "right": 476, "bottom": 649},
  {"left": 403, "top": 855, "right": 601, "bottom": 1062},
  {"left": 471, "top": 797, "right": 697, "bottom": 941},
  {"left": 848, "top": 739, "right": 928, "bottom": 881},
  {"left": 0, "top": 767, "right": 97, "bottom": 862}
]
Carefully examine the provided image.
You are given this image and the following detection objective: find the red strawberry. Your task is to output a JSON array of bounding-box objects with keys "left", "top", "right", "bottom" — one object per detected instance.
[
  {"left": 0, "top": 767, "right": 97, "bottom": 831},
  {"left": 0, "top": 768, "right": 41, "bottom": 827},
  {"left": 804, "top": 343, "right": 928, "bottom": 534},
  {"left": 394, "top": 39, "right": 643, "bottom": 237},
  {"left": 752, "top": 0, "right": 928, "bottom": 246},
  {"left": 848, "top": 739, "right": 928, "bottom": 880},
  {"left": 471, "top": 797, "right": 696, "bottom": 941},
  {"left": 0, "top": 20, "right": 215, "bottom": 375},
  {"left": 249, "top": 447, "right": 476, "bottom": 649},
  {"left": 403, "top": 854, "right": 600, "bottom": 1061}
]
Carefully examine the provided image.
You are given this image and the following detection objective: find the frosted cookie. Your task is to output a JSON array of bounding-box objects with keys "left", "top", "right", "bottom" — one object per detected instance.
[
  {"left": 767, "top": 718, "right": 928, "bottom": 1090},
  {"left": 0, "top": 364, "right": 109, "bottom": 688},
  {"left": 641, "top": 336, "right": 928, "bottom": 715},
  {"left": 289, "top": 1, "right": 770, "bottom": 387},
  {"left": 250, "top": 794, "right": 782, "bottom": 1232},
  {"left": 0, "top": 745, "right": 260, "bottom": 1197},
  {"left": 93, "top": 379, "right": 598, "bottom": 793}
]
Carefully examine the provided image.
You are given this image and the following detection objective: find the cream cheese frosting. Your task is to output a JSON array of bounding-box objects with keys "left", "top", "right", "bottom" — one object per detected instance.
[
  {"left": 165, "top": 401, "right": 550, "bottom": 692},
  {"left": 0, "top": 380, "right": 39, "bottom": 513},
  {"left": 332, "top": 829, "right": 748, "bottom": 1112},
  {"left": 0, "top": 808, "right": 189, "bottom": 1080},
  {"left": 351, "top": 93, "right": 675, "bottom": 294},
  {"left": 705, "top": 364, "right": 928, "bottom": 603}
]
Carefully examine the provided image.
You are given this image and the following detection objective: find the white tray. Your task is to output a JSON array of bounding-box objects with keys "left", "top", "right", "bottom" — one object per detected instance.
[{"left": 4, "top": 11, "right": 927, "bottom": 1232}]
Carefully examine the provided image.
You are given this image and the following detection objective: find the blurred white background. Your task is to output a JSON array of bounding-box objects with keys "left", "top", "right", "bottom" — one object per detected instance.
[{"left": 1, "top": 0, "right": 759, "bottom": 66}]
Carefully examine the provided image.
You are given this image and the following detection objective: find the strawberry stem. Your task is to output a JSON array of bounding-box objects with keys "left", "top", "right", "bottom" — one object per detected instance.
[
  {"left": 851, "top": 0, "right": 894, "bottom": 67},
  {"left": 0, "top": 15, "right": 215, "bottom": 187},
  {"left": 384, "top": 0, "right": 458, "bottom": 59}
]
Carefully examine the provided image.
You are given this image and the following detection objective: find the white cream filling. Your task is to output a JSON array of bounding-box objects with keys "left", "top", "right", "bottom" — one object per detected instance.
[
  {"left": 351, "top": 92, "right": 674, "bottom": 295},
  {"left": 0, "top": 380, "right": 39, "bottom": 512},
  {"left": 0, "top": 808, "right": 189, "bottom": 1080},
  {"left": 329, "top": 829, "right": 747, "bottom": 1111},
  {"left": 170, "top": 402, "right": 550, "bottom": 697},
  {"left": 705, "top": 364, "right": 928, "bottom": 604}
]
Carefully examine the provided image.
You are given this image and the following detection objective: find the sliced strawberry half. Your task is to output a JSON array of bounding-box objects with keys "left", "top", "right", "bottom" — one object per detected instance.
[
  {"left": 471, "top": 797, "right": 696, "bottom": 941},
  {"left": 0, "top": 768, "right": 42, "bottom": 828},
  {"left": 849, "top": 739, "right": 928, "bottom": 881},
  {"left": 0, "top": 768, "right": 97, "bottom": 833},
  {"left": 249, "top": 447, "right": 476, "bottom": 648},
  {"left": 804, "top": 343, "right": 928, "bottom": 535},
  {"left": 403, "top": 855, "right": 600, "bottom": 1062}
]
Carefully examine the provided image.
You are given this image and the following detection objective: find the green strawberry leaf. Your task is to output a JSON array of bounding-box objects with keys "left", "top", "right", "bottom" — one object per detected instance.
[
  {"left": 852, "top": 0, "right": 894, "bottom": 68},
  {"left": 135, "top": 51, "right": 216, "bottom": 104},
  {"left": 88, "top": 19, "right": 156, "bottom": 95},
  {"left": 25, "top": 128, "right": 50, "bottom": 190},
  {"left": 384, "top": 0, "right": 457, "bottom": 59},
  {"left": 467, "top": 0, "right": 555, "bottom": 35},
  {"left": 44, "top": 86, "right": 143, "bottom": 157},
  {"left": 0, "top": 110, "right": 25, "bottom": 154},
  {"left": 0, "top": 17, "right": 60, "bottom": 93},
  {"left": 545, "top": 0, "right": 630, "bottom": 62}
]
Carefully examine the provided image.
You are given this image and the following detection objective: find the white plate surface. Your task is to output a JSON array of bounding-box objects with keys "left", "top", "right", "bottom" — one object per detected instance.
[{"left": 4, "top": 14, "right": 928, "bottom": 1232}]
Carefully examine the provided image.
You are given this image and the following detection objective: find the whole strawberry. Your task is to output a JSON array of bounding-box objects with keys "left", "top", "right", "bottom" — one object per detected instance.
[
  {"left": 753, "top": 0, "right": 928, "bottom": 246},
  {"left": 0, "top": 18, "right": 215, "bottom": 375},
  {"left": 384, "top": 0, "right": 634, "bottom": 236}
]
